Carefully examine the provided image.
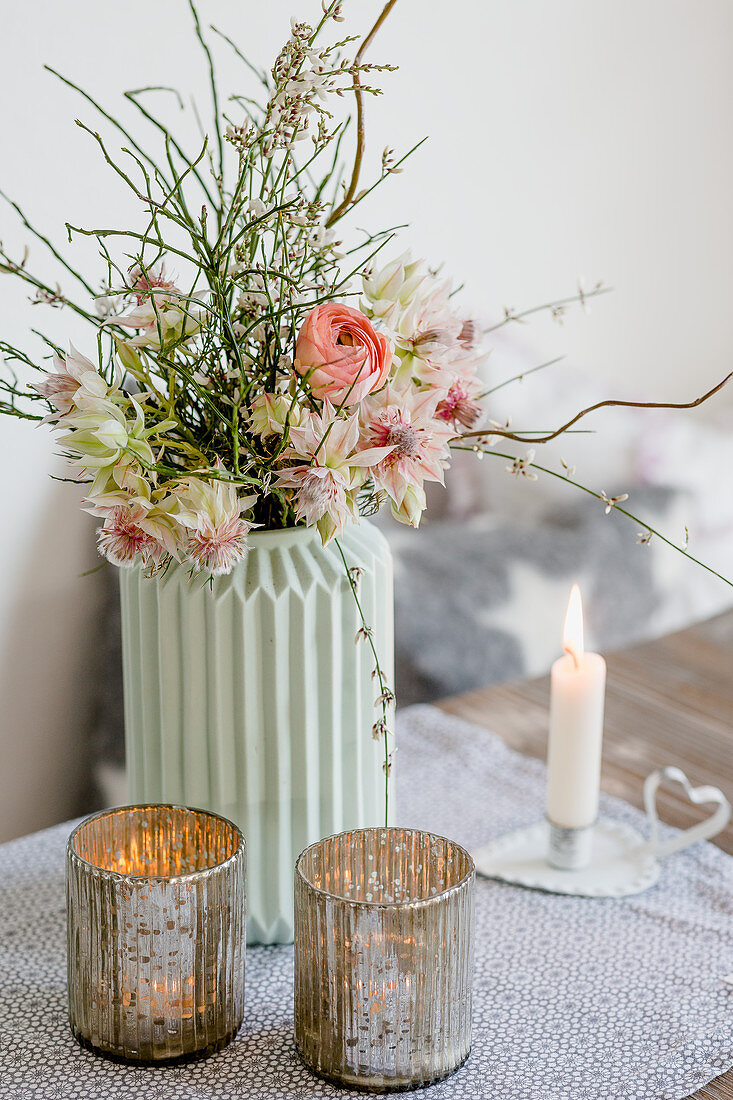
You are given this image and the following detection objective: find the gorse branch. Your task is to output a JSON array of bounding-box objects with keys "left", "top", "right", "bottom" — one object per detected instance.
[{"left": 187, "top": 0, "right": 225, "bottom": 200}]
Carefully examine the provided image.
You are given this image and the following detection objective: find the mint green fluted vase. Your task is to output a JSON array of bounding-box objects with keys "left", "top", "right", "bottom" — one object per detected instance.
[{"left": 118, "top": 520, "right": 394, "bottom": 945}]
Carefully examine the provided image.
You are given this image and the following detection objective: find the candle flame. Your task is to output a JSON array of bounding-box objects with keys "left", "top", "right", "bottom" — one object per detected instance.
[{"left": 563, "top": 584, "right": 584, "bottom": 668}]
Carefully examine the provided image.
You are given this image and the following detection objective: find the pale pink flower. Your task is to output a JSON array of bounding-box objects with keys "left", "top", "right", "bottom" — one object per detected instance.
[
  {"left": 89, "top": 465, "right": 255, "bottom": 576},
  {"left": 409, "top": 285, "right": 463, "bottom": 358},
  {"left": 96, "top": 504, "right": 164, "bottom": 568},
  {"left": 294, "top": 303, "right": 392, "bottom": 405},
  {"left": 172, "top": 474, "right": 258, "bottom": 576},
  {"left": 128, "top": 262, "right": 178, "bottom": 304},
  {"left": 186, "top": 513, "right": 253, "bottom": 575},
  {"left": 108, "top": 263, "right": 203, "bottom": 350},
  {"left": 361, "top": 253, "right": 429, "bottom": 327},
  {"left": 248, "top": 392, "right": 302, "bottom": 437},
  {"left": 458, "top": 318, "right": 478, "bottom": 350},
  {"left": 276, "top": 465, "right": 348, "bottom": 539},
  {"left": 85, "top": 468, "right": 181, "bottom": 565},
  {"left": 58, "top": 395, "right": 158, "bottom": 496},
  {"left": 385, "top": 275, "right": 463, "bottom": 357},
  {"left": 360, "top": 385, "right": 454, "bottom": 524},
  {"left": 435, "top": 377, "right": 484, "bottom": 430},
  {"left": 405, "top": 298, "right": 479, "bottom": 362},
  {"left": 391, "top": 483, "right": 426, "bottom": 527},
  {"left": 32, "top": 344, "right": 108, "bottom": 418},
  {"left": 275, "top": 403, "right": 392, "bottom": 542},
  {"left": 32, "top": 358, "right": 81, "bottom": 415},
  {"left": 362, "top": 254, "right": 484, "bottom": 399}
]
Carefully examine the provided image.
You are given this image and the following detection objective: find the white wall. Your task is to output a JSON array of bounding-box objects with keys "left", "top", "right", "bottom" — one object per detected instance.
[{"left": 1, "top": 0, "right": 732, "bottom": 839}]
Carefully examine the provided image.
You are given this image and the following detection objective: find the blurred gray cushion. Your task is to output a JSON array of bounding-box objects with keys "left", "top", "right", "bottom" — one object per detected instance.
[{"left": 385, "top": 486, "right": 685, "bottom": 705}]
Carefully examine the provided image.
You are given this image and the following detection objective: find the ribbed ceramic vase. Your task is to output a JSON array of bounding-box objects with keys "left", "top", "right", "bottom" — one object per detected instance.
[{"left": 118, "top": 520, "right": 394, "bottom": 945}]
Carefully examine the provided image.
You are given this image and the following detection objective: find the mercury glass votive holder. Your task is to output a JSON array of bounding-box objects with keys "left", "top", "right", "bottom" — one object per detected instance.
[
  {"left": 294, "top": 826, "right": 475, "bottom": 1092},
  {"left": 66, "top": 804, "right": 246, "bottom": 1063}
]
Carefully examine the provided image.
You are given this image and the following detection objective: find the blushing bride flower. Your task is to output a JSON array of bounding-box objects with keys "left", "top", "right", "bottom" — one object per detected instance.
[
  {"left": 84, "top": 468, "right": 181, "bottom": 568},
  {"left": 362, "top": 253, "right": 483, "bottom": 395},
  {"left": 248, "top": 392, "right": 302, "bottom": 438},
  {"left": 57, "top": 395, "right": 161, "bottom": 495},
  {"left": 96, "top": 503, "right": 167, "bottom": 568},
  {"left": 360, "top": 385, "right": 454, "bottom": 526},
  {"left": 31, "top": 344, "right": 109, "bottom": 419},
  {"left": 361, "top": 252, "right": 428, "bottom": 329},
  {"left": 129, "top": 262, "right": 178, "bottom": 302},
  {"left": 435, "top": 374, "right": 484, "bottom": 430},
  {"left": 108, "top": 263, "right": 204, "bottom": 350},
  {"left": 171, "top": 473, "right": 258, "bottom": 575},
  {"left": 397, "top": 278, "right": 465, "bottom": 357},
  {"left": 294, "top": 302, "right": 392, "bottom": 406},
  {"left": 275, "top": 403, "right": 393, "bottom": 542},
  {"left": 362, "top": 254, "right": 462, "bottom": 351}
]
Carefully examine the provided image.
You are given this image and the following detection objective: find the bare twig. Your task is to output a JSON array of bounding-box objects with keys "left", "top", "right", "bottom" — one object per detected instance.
[
  {"left": 460, "top": 371, "right": 733, "bottom": 446},
  {"left": 325, "top": 0, "right": 399, "bottom": 227}
]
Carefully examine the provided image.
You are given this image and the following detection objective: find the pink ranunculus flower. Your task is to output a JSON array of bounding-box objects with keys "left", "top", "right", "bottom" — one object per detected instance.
[{"left": 294, "top": 303, "right": 392, "bottom": 406}]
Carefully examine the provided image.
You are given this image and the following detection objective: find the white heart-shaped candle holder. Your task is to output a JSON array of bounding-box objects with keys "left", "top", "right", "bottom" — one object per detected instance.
[
  {"left": 640, "top": 765, "right": 730, "bottom": 857},
  {"left": 473, "top": 766, "right": 731, "bottom": 898}
]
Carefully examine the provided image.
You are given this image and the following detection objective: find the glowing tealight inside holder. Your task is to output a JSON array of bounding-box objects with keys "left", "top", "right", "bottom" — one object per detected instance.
[
  {"left": 66, "top": 804, "right": 246, "bottom": 1063},
  {"left": 294, "top": 827, "right": 475, "bottom": 1092}
]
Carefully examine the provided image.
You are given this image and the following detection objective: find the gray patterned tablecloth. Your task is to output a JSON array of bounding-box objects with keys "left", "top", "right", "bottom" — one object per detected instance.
[{"left": 1, "top": 704, "right": 732, "bottom": 1100}]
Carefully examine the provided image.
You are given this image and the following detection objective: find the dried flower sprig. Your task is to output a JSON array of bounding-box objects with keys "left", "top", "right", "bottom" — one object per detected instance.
[{"left": 326, "top": 0, "right": 400, "bottom": 227}]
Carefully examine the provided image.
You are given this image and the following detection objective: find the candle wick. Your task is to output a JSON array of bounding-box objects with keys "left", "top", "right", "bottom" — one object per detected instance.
[{"left": 564, "top": 644, "right": 580, "bottom": 671}]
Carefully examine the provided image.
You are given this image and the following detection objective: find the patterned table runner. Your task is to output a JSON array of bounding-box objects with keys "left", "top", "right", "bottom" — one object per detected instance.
[{"left": 0, "top": 704, "right": 731, "bottom": 1099}]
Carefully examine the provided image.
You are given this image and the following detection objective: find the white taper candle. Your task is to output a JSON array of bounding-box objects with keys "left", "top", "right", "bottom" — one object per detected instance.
[{"left": 546, "top": 585, "right": 606, "bottom": 852}]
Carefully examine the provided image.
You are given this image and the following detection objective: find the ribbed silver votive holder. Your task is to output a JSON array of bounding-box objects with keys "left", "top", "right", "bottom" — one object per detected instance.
[
  {"left": 66, "top": 804, "right": 246, "bottom": 1063},
  {"left": 294, "top": 826, "right": 475, "bottom": 1091}
]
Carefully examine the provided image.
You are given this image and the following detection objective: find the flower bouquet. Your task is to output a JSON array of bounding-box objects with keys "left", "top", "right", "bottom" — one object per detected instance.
[{"left": 1, "top": 0, "right": 729, "bottom": 940}]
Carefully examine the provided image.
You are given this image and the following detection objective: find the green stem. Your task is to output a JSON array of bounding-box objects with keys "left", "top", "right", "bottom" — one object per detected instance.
[
  {"left": 187, "top": 1, "right": 225, "bottom": 205},
  {"left": 478, "top": 356, "right": 565, "bottom": 399},
  {"left": 45, "top": 66, "right": 170, "bottom": 187},
  {"left": 0, "top": 188, "right": 99, "bottom": 299},
  {"left": 124, "top": 87, "right": 218, "bottom": 209}
]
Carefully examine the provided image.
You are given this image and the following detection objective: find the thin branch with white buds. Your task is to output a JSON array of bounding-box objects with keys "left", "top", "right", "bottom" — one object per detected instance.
[
  {"left": 335, "top": 539, "right": 394, "bottom": 824},
  {"left": 485, "top": 283, "right": 611, "bottom": 334},
  {"left": 478, "top": 356, "right": 565, "bottom": 400},
  {"left": 452, "top": 445, "right": 733, "bottom": 590}
]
